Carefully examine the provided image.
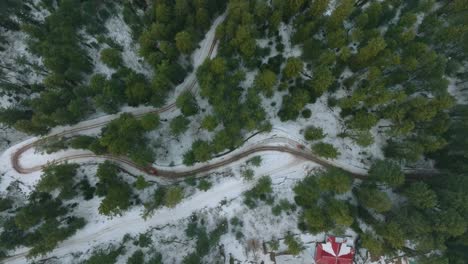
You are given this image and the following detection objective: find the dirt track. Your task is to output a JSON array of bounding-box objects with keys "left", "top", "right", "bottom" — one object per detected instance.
[
  {"left": 9, "top": 24, "right": 434, "bottom": 182},
  {"left": 10, "top": 38, "right": 217, "bottom": 175}
]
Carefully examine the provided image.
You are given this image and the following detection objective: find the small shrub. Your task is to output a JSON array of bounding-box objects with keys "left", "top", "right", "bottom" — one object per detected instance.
[
  {"left": 235, "top": 231, "right": 244, "bottom": 240},
  {"left": 0, "top": 198, "right": 13, "bottom": 212},
  {"left": 328, "top": 96, "right": 338, "bottom": 107},
  {"left": 138, "top": 233, "right": 152, "bottom": 247},
  {"left": 100, "top": 48, "right": 123, "bottom": 69},
  {"left": 301, "top": 109, "right": 312, "bottom": 118},
  {"left": 170, "top": 115, "right": 190, "bottom": 136},
  {"left": 272, "top": 205, "right": 282, "bottom": 216},
  {"left": 268, "top": 239, "right": 280, "bottom": 251},
  {"left": 185, "top": 176, "right": 197, "bottom": 186},
  {"left": 241, "top": 168, "right": 255, "bottom": 181},
  {"left": 70, "top": 135, "right": 96, "bottom": 149},
  {"left": 197, "top": 179, "right": 212, "bottom": 191},
  {"left": 285, "top": 233, "right": 303, "bottom": 255},
  {"left": 84, "top": 246, "right": 123, "bottom": 264},
  {"left": 247, "top": 156, "right": 262, "bottom": 167},
  {"left": 127, "top": 250, "right": 144, "bottom": 264},
  {"left": 304, "top": 126, "right": 325, "bottom": 141},
  {"left": 134, "top": 175, "right": 151, "bottom": 190},
  {"left": 230, "top": 217, "right": 241, "bottom": 226},
  {"left": 312, "top": 142, "right": 340, "bottom": 159},
  {"left": 79, "top": 178, "right": 95, "bottom": 200},
  {"left": 164, "top": 186, "right": 184, "bottom": 208}
]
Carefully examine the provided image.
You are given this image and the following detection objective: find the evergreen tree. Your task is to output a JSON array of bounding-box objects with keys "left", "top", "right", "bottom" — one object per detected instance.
[
  {"left": 176, "top": 91, "right": 198, "bottom": 116},
  {"left": 312, "top": 142, "right": 340, "bottom": 159},
  {"left": 283, "top": 57, "right": 303, "bottom": 79},
  {"left": 368, "top": 160, "right": 405, "bottom": 187},
  {"left": 175, "top": 31, "right": 194, "bottom": 54}
]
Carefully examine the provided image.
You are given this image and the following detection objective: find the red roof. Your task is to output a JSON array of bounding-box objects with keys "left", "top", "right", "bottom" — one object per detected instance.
[{"left": 315, "top": 236, "right": 355, "bottom": 264}]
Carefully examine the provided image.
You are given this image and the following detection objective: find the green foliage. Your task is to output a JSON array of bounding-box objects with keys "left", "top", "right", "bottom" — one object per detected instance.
[
  {"left": 28, "top": 217, "right": 86, "bottom": 257},
  {"left": 139, "top": 0, "right": 225, "bottom": 72},
  {"left": 350, "top": 130, "right": 374, "bottom": 147},
  {"left": 100, "top": 48, "right": 123, "bottom": 69},
  {"left": 175, "top": 31, "right": 194, "bottom": 54},
  {"left": 0, "top": 192, "right": 86, "bottom": 257},
  {"left": 0, "top": 198, "right": 13, "bottom": 212},
  {"left": 294, "top": 175, "right": 320, "bottom": 207},
  {"left": 317, "top": 168, "right": 352, "bottom": 194},
  {"left": 254, "top": 69, "right": 277, "bottom": 97},
  {"left": 327, "top": 0, "right": 354, "bottom": 30},
  {"left": 36, "top": 136, "right": 69, "bottom": 154},
  {"left": 79, "top": 178, "right": 95, "bottom": 200},
  {"left": 310, "top": 0, "right": 330, "bottom": 17},
  {"left": 361, "top": 232, "right": 384, "bottom": 257},
  {"left": 70, "top": 135, "right": 96, "bottom": 149},
  {"left": 85, "top": 246, "right": 123, "bottom": 264},
  {"left": 272, "top": 199, "right": 296, "bottom": 216},
  {"left": 134, "top": 175, "right": 151, "bottom": 190},
  {"left": 433, "top": 209, "right": 466, "bottom": 237},
  {"left": 353, "top": 37, "right": 387, "bottom": 68},
  {"left": 301, "top": 109, "right": 312, "bottom": 118},
  {"left": 196, "top": 57, "right": 267, "bottom": 155},
  {"left": 143, "top": 187, "right": 167, "bottom": 218},
  {"left": 347, "top": 111, "right": 378, "bottom": 130},
  {"left": 146, "top": 252, "right": 164, "bottom": 264},
  {"left": 165, "top": 186, "right": 184, "bottom": 208},
  {"left": 244, "top": 176, "right": 273, "bottom": 208},
  {"left": 312, "top": 142, "right": 340, "bottom": 159},
  {"left": 197, "top": 179, "right": 212, "bottom": 191},
  {"left": 303, "top": 207, "right": 330, "bottom": 233},
  {"left": 304, "top": 126, "right": 325, "bottom": 141},
  {"left": 95, "top": 162, "right": 133, "bottom": 216},
  {"left": 241, "top": 168, "right": 254, "bottom": 181},
  {"left": 284, "top": 233, "right": 303, "bottom": 255},
  {"left": 170, "top": 115, "right": 190, "bottom": 136},
  {"left": 36, "top": 163, "right": 79, "bottom": 200},
  {"left": 140, "top": 113, "right": 160, "bottom": 131},
  {"left": 183, "top": 219, "right": 228, "bottom": 263},
  {"left": 127, "top": 250, "right": 144, "bottom": 264},
  {"left": 278, "top": 89, "right": 310, "bottom": 121},
  {"left": 327, "top": 199, "right": 354, "bottom": 227},
  {"left": 99, "top": 113, "right": 154, "bottom": 165},
  {"left": 369, "top": 160, "right": 405, "bottom": 187},
  {"left": 191, "top": 140, "right": 212, "bottom": 163},
  {"left": 378, "top": 221, "right": 405, "bottom": 249},
  {"left": 283, "top": 57, "right": 303, "bottom": 79},
  {"left": 357, "top": 185, "right": 392, "bottom": 213},
  {"left": 404, "top": 182, "right": 437, "bottom": 207},
  {"left": 137, "top": 233, "right": 152, "bottom": 248},
  {"left": 176, "top": 91, "right": 198, "bottom": 116},
  {"left": 201, "top": 115, "right": 218, "bottom": 131},
  {"left": 99, "top": 181, "right": 132, "bottom": 216},
  {"left": 247, "top": 156, "right": 262, "bottom": 167},
  {"left": 310, "top": 66, "right": 334, "bottom": 94},
  {"left": 0, "top": 0, "right": 226, "bottom": 136},
  {"left": 124, "top": 71, "right": 151, "bottom": 106}
]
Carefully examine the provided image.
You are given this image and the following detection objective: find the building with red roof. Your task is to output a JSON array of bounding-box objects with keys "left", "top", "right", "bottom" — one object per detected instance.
[{"left": 315, "top": 236, "right": 355, "bottom": 264}]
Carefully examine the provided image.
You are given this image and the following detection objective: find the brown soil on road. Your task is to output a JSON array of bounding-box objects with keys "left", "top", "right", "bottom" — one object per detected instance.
[{"left": 9, "top": 36, "right": 434, "bottom": 182}]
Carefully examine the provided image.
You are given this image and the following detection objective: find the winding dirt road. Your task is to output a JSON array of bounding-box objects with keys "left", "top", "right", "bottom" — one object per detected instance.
[
  {"left": 2, "top": 14, "right": 439, "bottom": 264},
  {"left": 10, "top": 22, "right": 219, "bottom": 176},
  {"left": 8, "top": 24, "right": 433, "bottom": 181}
]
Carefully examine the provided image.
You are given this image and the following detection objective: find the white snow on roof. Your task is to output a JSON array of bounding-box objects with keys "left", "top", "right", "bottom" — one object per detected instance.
[
  {"left": 338, "top": 244, "right": 352, "bottom": 256},
  {"left": 322, "top": 242, "right": 336, "bottom": 256}
]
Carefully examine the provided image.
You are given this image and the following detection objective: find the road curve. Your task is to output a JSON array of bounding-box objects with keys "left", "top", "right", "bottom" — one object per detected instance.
[
  {"left": 10, "top": 27, "right": 219, "bottom": 176},
  {"left": 8, "top": 12, "right": 434, "bottom": 181}
]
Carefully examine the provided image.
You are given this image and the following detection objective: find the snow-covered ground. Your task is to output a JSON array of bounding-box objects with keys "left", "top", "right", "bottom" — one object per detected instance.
[
  {"left": 448, "top": 77, "right": 468, "bottom": 104},
  {"left": 0, "top": 6, "right": 428, "bottom": 264},
  {"left": 5, "top": 152, "right": 317, "bottom": 263}
]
